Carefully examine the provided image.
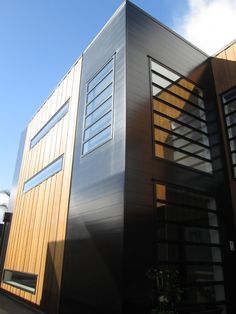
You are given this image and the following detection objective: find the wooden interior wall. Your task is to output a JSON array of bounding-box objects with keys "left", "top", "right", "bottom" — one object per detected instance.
[{"left": 0, "top": 57, "right": 82, "bottom": 311}]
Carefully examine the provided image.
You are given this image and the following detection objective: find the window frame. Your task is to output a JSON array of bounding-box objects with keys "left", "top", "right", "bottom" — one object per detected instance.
[
  {"left": 30, "top": 99, "right": 70, "bottom": 149},
  {"left": 23, "top": 155, "right": 64, "bottom": 193},
  {"left": 81, "top": 55, "right": 115, "bottom": 156},
  {"left": 221, "top": 86, "right": 236, "bottom": 179},
  {"left": 149, "top": 57, "right": 213, "bottom": 175},
  {"left": 3, "top": 269, "right": 37, "bottom": 294}
]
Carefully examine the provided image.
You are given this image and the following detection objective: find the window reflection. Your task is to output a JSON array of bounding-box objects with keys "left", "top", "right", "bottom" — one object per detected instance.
[
  {"left": 151, "top": 59, "right": 212, "bottom": 173},
  {"left": 155, "top": 183, "right": 225, "bottom": 306}
]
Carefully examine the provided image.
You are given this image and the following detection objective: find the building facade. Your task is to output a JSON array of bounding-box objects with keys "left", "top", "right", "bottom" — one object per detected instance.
[{"left": 1, "top": 2, "right": 236, "bottom": 314}]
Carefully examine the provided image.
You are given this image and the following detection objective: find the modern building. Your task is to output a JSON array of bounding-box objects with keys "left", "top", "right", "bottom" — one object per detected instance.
[{"left": 1, "top": 1, "right": 236, "bottom": 313}]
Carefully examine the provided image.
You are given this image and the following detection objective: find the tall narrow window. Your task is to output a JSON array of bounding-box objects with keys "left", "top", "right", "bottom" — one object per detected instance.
[
  {"left": 23, "top": 155, "right": 63, "bottom": 192},
  {"left": 155, "top": 182, "right": 225, "bottom": 312},
  {"left": 82, "top": 57, "right": 114, "bottom": 155},
  {"left": 150, "top": 59, "right": 213, "bottom": 173},
  {"left": 222, "top": 87, "right": 236, "bottom": 177}
]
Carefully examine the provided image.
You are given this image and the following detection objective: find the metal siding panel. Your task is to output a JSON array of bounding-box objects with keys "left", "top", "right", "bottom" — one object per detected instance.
[
  {"left": 124, "top": 3, "right": 228, "bottom": 313},
  {"left": 60, "top": 6, "right": 126, "bottom": 314}
]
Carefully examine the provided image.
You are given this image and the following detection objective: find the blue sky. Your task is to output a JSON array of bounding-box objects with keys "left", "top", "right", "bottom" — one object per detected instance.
[{"left": 1, "top": 0, "right": 236, "bottom": 191}]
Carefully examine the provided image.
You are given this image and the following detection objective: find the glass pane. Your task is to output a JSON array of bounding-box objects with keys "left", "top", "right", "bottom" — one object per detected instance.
[
  {"left": 152, "top": 72, "right": 172, "bottom": 89},
  {"left": 226, "top": 114, "right": 236, "bottom": 127},
  {"left": 153, "top": 99, "right": 207, "bottom": 128},
  {"left": 88, "top": 59, "right": 113, "bottom": 92},
  {"left": 154, "top": 114, "right": 209, "bottom": 146},
  {"left": 85, "top": 97, "right": 112, "bottom": 128},
  {"left": 185, "top": 245, "right": 222, "bottom": 262},
  {"left": 224, "top": 100, "right": 236, "bottom": 114},
  {"left": 84, "top": 111, "right": 112, "bottom": 141},
  {"left": 83, "top": 126, "right": 111, "bottom": 154},
  {"left": 86, "top": 84, "right": 113, "bottom": 115},
  {"left": 155, "top": 92, "right": 206, "bottom": 120},
  {"left": 187, "top": 265, "right": 223, "bottom": 282},
  {"left": 158, "top": 243, "right": 222, "bottom": 262},
  {"left": 232, "top": 152, "right": 236, "bottom": 164},
  {"left": 230, "top": 138, "right": 236, "bottom": 151},
  {"left": 228, "top": 125, "right": 236, "bottom": 139},
  {"left": 152, "top": 85, "right": 162, "bottom": 96},
  {"left": 155, "top": 143, "right": 213, "bottom": 173},
  {"left": 234, "top": 166, "right": 236, "bottom": 178},
  {"left": 30, "top": 100, "right": 69, "bottom": 149},
  {"left": 183, "top": 285, "right": 225, "bottom": 304},
  {"left": 157, "top": 223, "right": 220, "bottom": 244},
  {"left": 156, "top": 203, "right": 218, "bottom": 227},
  {"left": 87, "top": 71, "right": 113, "bottom": 103},
  {"left": 156, "top": 184, "right": 216, "bottom": 210},
  {"left": 151, "top": 60, "right": 180, "bottom": 82},
  {"left": 23, "top": 156, "right": 63, "bottom": 192},
  {"left": 154, "top": 128, "right": 211, "bottom": 159},
  {"left": 222, "top": 88, "right": 236, "bottom": 104},
  {"left": 167, "top": 83, "right": 204, "bottom": 108}
]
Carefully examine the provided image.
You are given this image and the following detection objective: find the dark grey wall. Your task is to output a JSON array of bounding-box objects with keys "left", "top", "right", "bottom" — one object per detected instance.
[
  {"left": 125, "top": 2, "right": 232, "bottom": 313},
  {"left": 60, "top": 4, "right": 126, "bottom": 314}
]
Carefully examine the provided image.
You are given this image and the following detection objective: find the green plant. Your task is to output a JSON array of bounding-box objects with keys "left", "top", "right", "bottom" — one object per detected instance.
[{"left": 147, "top": 266, "right": 183, "bottom": 314}]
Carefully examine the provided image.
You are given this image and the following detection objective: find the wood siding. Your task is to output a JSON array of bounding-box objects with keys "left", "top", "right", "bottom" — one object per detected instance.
[
  {"left": 212, "top": 42, "right": 236, "bottom": 94},
  {"left": 0, "top": 58, "right": 82, "bottom": 312}
]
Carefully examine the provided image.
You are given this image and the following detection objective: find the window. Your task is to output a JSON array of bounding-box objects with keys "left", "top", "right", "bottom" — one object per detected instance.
[
  {"left": 155, "top": 183, "right": 225, "bottom": 309},
  {"left": 23, "top": 155, "right": 63, "bottom": 192},
  {"left": 150, "top": 59, "right": 213, "bottom": 173},
  {"left": 222, "top": 87, "right": 236, "bottom": 177},
  {"left": 3, "top": 270, "right": 37, "bottom": 294},
  {"left": 82, "top": 57, "right": 114, "bottom": 155},
  {"left": 30, "top": 99, "right": 69, "bottom": 149}
]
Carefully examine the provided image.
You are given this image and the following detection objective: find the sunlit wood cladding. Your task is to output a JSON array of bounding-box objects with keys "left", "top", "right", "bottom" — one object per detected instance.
[
  {"left": 0, "top": 58, "right": 82, "bottom": 311},
  {"left": 212, "top": 42, "right": 236, "bottom": 94}
]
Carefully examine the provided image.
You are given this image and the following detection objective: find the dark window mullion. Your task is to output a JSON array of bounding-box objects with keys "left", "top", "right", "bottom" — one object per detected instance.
[
  {"left": 84, "top": 109, "right": 112, "bottom": 132},
  {"left": 153, "top": 109, "right": 208, "bottom": 136},
  {"left": 157, "top": 239, "right": 221, "bottom": 248},
  {"left": 154, "top": 125, "right": 210, "bottom": 149},
  {"left": 83, "top": 122, "right": 112, "bottom": 144},
  {"left": 152, "top": 82, "right": 206, "bottom": 113},
  {"left": 86, "top": 82, "right": 113, "bottom": 106},
  {"left": 156, "top": 219, "right": 219, "bottom": 230},
  {"left": 87, "top": 69, "right": 113, "bottom": 96},
  {"left": 155, "top": 140, "right": 211, "bottom": 163},
  {"left": 153, "top": 96, "right": 206, "bottom": 124},
  {"left": 151, "top": 69, "right": 204, "bottom": 100},
  {"left": 156, "top": 199, "right": 217, "bottom": 214},
  {"left": 85, "top": 95, "right": 112, "bottom": 120}
]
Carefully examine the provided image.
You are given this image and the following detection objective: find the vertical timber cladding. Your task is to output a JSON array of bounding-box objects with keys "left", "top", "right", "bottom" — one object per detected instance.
[{"left": 1, "top": 58, "right": 82, "bottom": 309}]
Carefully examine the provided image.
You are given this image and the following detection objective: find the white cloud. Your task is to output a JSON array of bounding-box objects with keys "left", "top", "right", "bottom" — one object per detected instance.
[{"left": 174, "top": 0, "right": 236, "bottom": 55}]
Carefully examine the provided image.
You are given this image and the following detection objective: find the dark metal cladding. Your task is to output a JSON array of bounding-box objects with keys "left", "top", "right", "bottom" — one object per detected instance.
[
  {"left": 60, "top": 4, "right": 126, "bottom": 314},
  {"left": 125, "top": 2, "right": 234, "bottom": 313}
]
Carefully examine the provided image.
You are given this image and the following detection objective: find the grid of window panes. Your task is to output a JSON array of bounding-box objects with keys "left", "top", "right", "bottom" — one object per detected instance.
[
  {"left": 155, "top": 183, "right": 226, "bottom": 313},
  {"left": 23, "top": 155, "right": 63, "bottom": 193},
  {"left": 30, "top": 99, "right": 69, "bottom": 149},
  {"left": 222, "top": 87, "right": 236, "bottom": 178},
  {"left": 82, "top": 57, "right": 114, "bottom": 155},
  {"left": 150, "top": 59, "right": 213, "bottom": 173}
]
